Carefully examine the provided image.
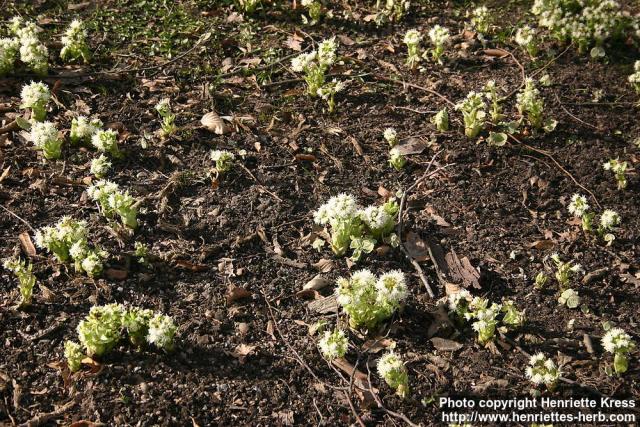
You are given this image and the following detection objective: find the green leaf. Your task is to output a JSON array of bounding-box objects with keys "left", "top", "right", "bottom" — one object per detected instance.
[{"left": 15, "top": 116, "right": 31, "bottom": 130}]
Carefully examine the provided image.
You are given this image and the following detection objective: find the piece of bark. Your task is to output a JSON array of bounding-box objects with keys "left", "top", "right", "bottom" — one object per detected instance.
[{"left": 307, "top": 295, "right": 338, "bottom": 314}]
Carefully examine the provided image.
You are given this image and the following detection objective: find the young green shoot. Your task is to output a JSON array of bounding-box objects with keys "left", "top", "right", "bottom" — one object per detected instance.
[
  {"left": 0, "top": 38, "right": 19, "bottom": 76},
  {"left": 602, "top": 327, "right": 635, "bottom": 375},
  {"left": 291, "top": 38, "right": 338, "bottom": 99},
  {"left": 456, "top": 91, "right": 486, "bottom": 138},
  {"left": 378, "top": 352, "right": 409, "bottom": 398},
  {"left": 316, "top": 79, "right": 345, "bottom": 113},
  {"left": 515, "top": 25, "right": 539, "bottom": 59},
  {"left": 629, "top": 61, "right": 640, "bottom": 94},
  {"left": 70, "top": 116, "right": 103, "bottom": 144},
  {"left": 210, "top": 150, "right": 235, "bottom": 174},
  {"left": 60, "top": 19, "right": 90, "bottom": 63},
  {"left": 155, "top": 98, "right": 177, "bottom": 136},
  {"left": 87, "top": 180, "right": 138, "bottom": 229},
  {"left": 526, "top": 353, "right": 561, "bottom": 391},
  {"left": 484, "top": 80, "right": 502, "bottom": 122},
  {"left": 30, "top": 121, "right": 63, "bottom": 160},
  {"left": 389, "top": 147, "right": 406, "bottom": 170},
  {"left": 427, "top": 25, "right": 450, "bottom": 64},
  {"left": 403, "top": 29, "right": 422, "bottom": 69},
  {"left": 92, "top": 129, "right": 123, "bottom": 158},
  {"left": 469, "top": 6, "right": 492, "bottom": 35},
  {"left": 64, "top": 340, "right": 84, "bottom": 372},
  {"left": 375, "top": 0, "right": 410, "bottom": 26},
  {"left": 558, "top": 288, "right": 580, "bottom": 308},
  {"left": 464, "top": 297, "right": 502, "bottom": 345},
  {"left": 90, "top": 155, "right": 111, "bottom": 178},
  {"left": 431, "top": 108, "right": 449, "bottom": 131},
  {"left": 301, "top": 0, "right": 323, "bottom": 25},
  {"left": 318, "top": 329, "right": 348, "bottom": 360},
  {"left": 550, "top": 253, "right": 583, "bottom": 290},
  {"left": 3, "top": 258, "right": 36, "bottom": 308},
  {"left": 602, "top": 159, "right": 628, "bottom": 190}
]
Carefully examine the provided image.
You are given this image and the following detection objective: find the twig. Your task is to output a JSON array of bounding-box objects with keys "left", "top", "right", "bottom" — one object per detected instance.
[
  {"left": 0, "top": 120, "right": 18, "bottom": 135},
  {"left": 0, "top": 204, "right": 35, "bottom": 232},
  {"left": 218, "top": 50, "right": 307, "bottom": 80},
  {"left": 530, "top": 43, "right": 574, "bottom": 79},
  {"left": 397, "top": 151, "right": 450, "bottom": 298},
  {"left": 373, "top": 75, "right": 455, "bottom": 107},
  {"left": 238, "top": 163, "right": 283, "bottom": 202},
  {"left": 553, "top": 92, "right": 600, "bottom": 131},
  {"left": 508, "top": 134, "right": 601, "bottom": 209},
  {"left": 18, "top": 396, "right": 79, "bottom": 427}
]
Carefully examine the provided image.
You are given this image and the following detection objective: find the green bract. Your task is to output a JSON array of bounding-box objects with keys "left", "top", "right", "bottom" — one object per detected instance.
[
  {"left": 60, "top": 19, "right": 90, "bottom": 63},
  {"left": 77, "top": 303, "right": 125, "bottom": 357},
  {"left": 210, "top": 150, "right": 235, "bottom": 174},
  {"left": 525, "top": 353, "right": 561, "bottom": 390},
  {"left": 336, "top": 269, "right": 407, "bottom": 330},
  {"left": 388, "top": 147, "right": 406, "bottom": 171},
  {"left": 427, "top": 25, "right": 450, "bottom": 64},
  {"left": 155, "top": 98, "right": 177, "bottom": 136},
  {"left": 301, "top": 0, "right": 323, "bottom": 25},
  {"left": 20, "top": 81, "right": 50, "bottom": 121},
  {"left": 87, "top": 180, "right": 138, "bottom": 229},
  {"left": 484, "top": 80, "right": 502, "bottom": 123},
  {"left": 377, "top": 352, "right": 409, "bottom": 398},
  {"left": 464, "top": 297, "right": 501, "bottom": 345},
  {"left": 516, "top": 78, "right": 546, "bottom": 130},
  {"left": 313, "top": 194, "right": 399, "bottom": 259},
  {"left": 124, "top": 307, "right": 154, "bottom": 347},
  {"left": 3, "top": 258, "right": 36, "bottom": 308},
  {"left": 431, "top": 108, "right": 449, "bottom": 131},
  {"left": 318, "top": 329, "right": 348, "bottom": 360},
  {"left": 456, "top": 91, "right": 486, "bottom": 138},
  {"left": 64, "top": 340, "right": 84, "bottom": 373},
  {"left": 91, "top": 129, "right": 122, "bottom": 158}
]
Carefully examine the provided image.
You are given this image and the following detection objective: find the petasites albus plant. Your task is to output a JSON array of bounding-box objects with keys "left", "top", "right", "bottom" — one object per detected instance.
[
  {"left": 602, "top": 327, "right": 635, "bottom": 375},
  {"left": 378, "top": 351, "right": 409, "bottom": 398}
]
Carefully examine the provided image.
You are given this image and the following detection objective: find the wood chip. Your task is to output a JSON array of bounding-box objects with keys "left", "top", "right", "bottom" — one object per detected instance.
[
  {"left": 18, "top": 232, "right": 36, "bottom": 257},
  {"left": 307, "top": 295, "right": 338, "bottom": 314}
]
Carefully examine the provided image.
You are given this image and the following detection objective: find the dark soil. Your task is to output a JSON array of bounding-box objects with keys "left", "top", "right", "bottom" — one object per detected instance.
[{"left": 1, "top": 0, "right": 639, "bottom": 425}]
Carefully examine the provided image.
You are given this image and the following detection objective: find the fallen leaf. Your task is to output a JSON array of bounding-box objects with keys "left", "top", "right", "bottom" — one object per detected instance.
[
  {"left": 295, "top": 288, "right": 321, "bottom": 300},
  {"left": 272, "top": 410, "right": 294, "bottom": 426},
  {"left": 307, "top": 295, "right": 338, "bottom": 314},
  {"left": 405, "top": 232, "right": 430, "bottom": 261},
  {"left": 430, "top": 337, "right": 463, "bottom": 352},
  {"left": 104, "top": 268, "right": 128, "bottom": 280},
  {"left": 394, "top": 138, "right": 428, "bottom": 155},
  {"left": 337, "top": 34, "right": 355, "bottom": 46},
  {"left": 226, "top": 285, "right": 251, "bottom": 304},
  {"left": 312, "top": 258, "right": 334, "bottom": 273},
  {"left": 173, "top": 260, "right": 208, "bottom": 272},
  {"left": 529, "top": 240, "right": 554, "bottom": 250},
  {"left": 229, "top": 344, "right": 256, "bottom": 364},
  {"left": 483, "top": 48, "right": 509, "bottom": 58},
  {"left": 18, "top": 232, "right": 36, "bottom": 257},
  {"left": 201, "top": 112, "right": 228, "bottom": 135},
  {"left": 285, "top": 34, "right": 303, "bottom": 51},
  {"left": 362, "top": 338, "right": 395, "bottom": 353},
  {"left": 303, "top": 274, "right": 330, "bottom": 291}
]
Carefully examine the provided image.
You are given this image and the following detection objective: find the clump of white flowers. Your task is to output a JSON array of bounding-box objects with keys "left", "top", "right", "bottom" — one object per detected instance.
[
  {"left": 3, "top": 258, "right": 37, "bottom": 308},
  {"left": 447, "top": 289, "right": 472, "bottom": 321},
  {"left": 629, "top": 61, "right": 640, "bottom": 94},
  {"left": 147, "top": 313, "right": 178, "bottom": 352},
  {"left": 291, "top": 38, "right": 342, "bottom": 111},
  {"left": 602, "top": 159, "right": 628, "bottom": 190},
  {"left": 403, "top": 29, "right": 422, "bottom": 69},
  {"left": 87, "top": 180, "right": 138, "bottom": 229},
  {"left": 550, "top": 253, "right": 582, "bottom": 290},
  {"left": 318, "top": 329, "right": 348, "bottom": 360},
  {"left": 515, "top": 25, "right": 539, "bottom": 58},
  {"left": 531, "top": 0, "right": 632, "bottom": 57},
  {"left": 30, "top": 121, "right": 63, "bottom": 160},
  {"left": 383, "top": 128, "right": 398, "bottom": 146},
  {"left": 70, "top": 115, "right": 103, "bottom": 144},
  {"left": 427, "top": 25, "right": 450, "bottom": 64},
  {"left": 525, "top": 353, "right": 561, "bottom": 390},
  {"left": 456, "top": 91, "right": 486, "bottom": 138},
  {"left": 35, "top": 217, "right": 106, "bottom": 277},
  {"left": 431, "top": 108, "right": 449, "bottom": 131},
  {"left": 464, "top": 297, "right": 502, "bottom": 345},
  {"left": 313, "top": 194, "right": 399, "bottom": 259},
  {"left": 0, "top": 38, "right": 20, "bottom": 76},
  {"left": 516, "top": 78, "right": 546, "bottom": 130},
  {"left": 602, "top": 327, "right": 635, "bottom": 375},
  {"left": 300, "top": 0, "right": 323, "bottom": 25},
  {"left": 567, "top": 193, "right": 621, "bottom": 245},
  {"left": 90, "top": 154, "right": 111, "bottom": 178},
  {"left": 66, "top": 304, "right": 177, "bottom": 372},
  {"left": 336, "top": 269, "right": 407, "bottom": 329},
  {"left": 375, "top": 0, "right": 410, "bottom": 26},
  {"left": 92, "top": 129, "right": 122, "bottom": 158},
  {"left": 9, "top": 17, "right": 48, "bottom": 76},
  {"left": 377, "top": 352, "right": 409, "bottom": 398},
  {"left": 20, "top": 81, "right": 50, "bottom": 121},
  {"left": 469, "top": 6, "right": 492, "bottom": 35},
  {"left": 155, "top": 98, "right": 177, "bottom": 136},
  {"left": 60, "top": 19, "right": 90, "bottom": 63},
  {"left": 210, "top": 150, "right": 235, "bottom": 174}
]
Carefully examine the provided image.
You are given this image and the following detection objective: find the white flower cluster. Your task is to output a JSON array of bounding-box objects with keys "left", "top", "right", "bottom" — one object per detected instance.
[
  {"left": 67, "top": 304, "right": 177, "bottom": 371},
  {"left": 8, "top": 17, "right": 48, "bottom": 75},
  {"left": 516, "top": 78, "right": 546, "bottom": 129},
  {"left": 404, "top": 26, "right": 450, "bottom": 67},
  {"left": 3, "top": 258, "right": 36, "bottom": 308},
  {"left": 602, "top": 158, "right": 628, "bottom": 190},
  {"left": 383, "top": 128, "right": 398, "bottom": 146},
  {"left": 515, "top": 25, "right": 538, "bottom": 58},
  {"left": 318, "top": 329, "right": 348, "bottom": 360},
  {"left": 629, "top": 61, "right": 640, "bottom": 94},
  {"left": 60, "top": 19, "right": 90, "bottom": 63},
  {"left": 70, "top": 115, "right": 103, "bottom": 144},
  {"left": 375, "top": 0, "right": 410, "bottom": 26},
  {"left": 210, "top": 150, "right": 235, "bottom": 173},
  {"left": 465, "top": 297, "right": 502, "bottom": 345},
  {"left": 291, "top": 38, "right": 342, "bottom": 111},
  {"left": 0, "top": 38, "right": 20, "bottom": 76},
  {"left": 469, "top": 6, "right": 491, "bottom": 34},
  {"left": 448, "top": 289, "right": 472, "bottom": 319},
  {"left": 531, "top": 0, "right": 632, "bottom": 56},
  {"left": 377, "top": 351, "right": 409, "bottom": 398},
  {"left": 313, "top": 194, "right": 399, "bottom": 259},
  {"left": 90, "top": 154, "right": 111, "bottom": 178},
  {"left": 403, "top": 29, "right": 422, "bottom": 69},
  {"left": 428, "top": 25, "right": 450, "bottom": 64},
  {"left": 20, "top": 81, "right": 50, "bottom": 121},
  {"left": 91, "top": 129, "right": 122, "bottom": 158},
  {"left": 568, "top": 193, "right": 589, "bottom": 217},
  {"left": 566, "top": 193, "right": 620, "bottom": 244},
  {"left": 87, "top": 180, "right": 138, "bottom": 229},
  {"left": 602, "top": 327, "right": 635, "bottom": 374},
  {"left": 30, "top": 121, "right": 63, "bottom": 160},
  {"left": 336, "top": 269, "right": 407, "bottom": 329},
  {"left": 525, "top": 353, "right": 561, "bottom": 389},
  {"left": 35, "top": 216, "right": 105, "bottom": 277}
]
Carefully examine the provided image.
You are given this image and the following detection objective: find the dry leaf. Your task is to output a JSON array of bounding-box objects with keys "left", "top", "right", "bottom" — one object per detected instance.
[
  {"left": 395, "top": 138, "right": 428, "bottom": 155},
  {"left": 303, "top": 274, "right": 330, "bottom": 291},
  {"left": 362, "top": 338, "right": 395, "bottom": 353},
  {"left": 104, "top": 268, "right": 128, "bottom": 280},
  {"left": 430, "top": 337, "right": 463, "bottom": 352},
  {"left": 173, "top": 260, "right": 209, "bottom": 272},
  {"left": 529, "top": 240, "right": 554, "bottom": 250},
  {"left": 230, "top": 344, "right": 256, "bottom": 364},
  {"left": 226, "top": 285, "right": 252, "bottom": 304},
  {"left": 405, "top": 232, "right": 430, "bottom": 262},
  {"left": 312, "top": 258, "right": 334, "bottom": 273},
  {"left": 201, "top": 112, "right": 228, "bottom": 135},
  {"left": 18, "top": 232, "right": 36, "bottom": 257}
]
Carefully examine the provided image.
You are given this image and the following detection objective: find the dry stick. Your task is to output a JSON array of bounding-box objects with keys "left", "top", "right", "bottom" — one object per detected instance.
[
  {"left": 262, "top": 291, "right": 349, "bottom": 392},
  {"left": 0, "top": 204, "right": 35, "bottom": 232},
  {"left": 553, "top": 91, "right": 600, "bottom": 131},
  {"left": 397, "top": 151, "right": 449, "bottom": 298},
  {"left": 329, "top": 360, "right": 366, "bottom": 427},
  {"left": 238, "top": 163, "right": 283, "bottom": 202},
  {"left": 0, "top": 120, "right": 18, "bottom": 135},
  {"left": 507, "top": 134, "right": 601, "bottom": 209},
  {"left": 18, "top": 396, "right": 79, "bottom": 427},
  {"left": 373, "top": 75, "right": 456, "bottom": 107}
]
